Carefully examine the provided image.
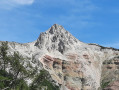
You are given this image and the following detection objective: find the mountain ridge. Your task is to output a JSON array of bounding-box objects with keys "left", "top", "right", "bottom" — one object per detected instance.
[{"left": 0, "top": 24, "right": 119, "bottom": 90}]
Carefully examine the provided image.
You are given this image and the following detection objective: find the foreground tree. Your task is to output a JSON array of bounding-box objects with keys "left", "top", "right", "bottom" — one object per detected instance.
[
  {"left": 0, "top": 42, "right": 9, "bottom": 71},
  {"left": 10, "top": 52, "right": 28, "bottom": 79},
  {"left": 30, "top": 69, "right": 59, "bottom": 90},
  {"left": 0, "top": 42, "right": 29, "bottom": 90},
  {"left": 9, "top": 52, "right": 29, "bottom": 90}
]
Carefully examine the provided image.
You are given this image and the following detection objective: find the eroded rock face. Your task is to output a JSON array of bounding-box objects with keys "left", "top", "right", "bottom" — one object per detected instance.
[
  {"left": 40, "top": 51, "right": 119, "bottom": 90},
  {"left": 40, "top": 55, "right": 85, "bottom": 90},
  {"left": 1, "top": 24, "right": 119, "bottom": 90},
  {"left": 103, "top": 80, "right": 119, "bottom": 90},
  {"left": 101, "top": 57, "right": 119, "bottom": 90}
]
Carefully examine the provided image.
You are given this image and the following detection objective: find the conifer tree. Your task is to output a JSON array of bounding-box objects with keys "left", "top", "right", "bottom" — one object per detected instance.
[
  {"left": 10, "top": 52, "right": 28, "bottom": 79},
  {"left": 0, "top": 42, "right": 9, "bottom": 71}
]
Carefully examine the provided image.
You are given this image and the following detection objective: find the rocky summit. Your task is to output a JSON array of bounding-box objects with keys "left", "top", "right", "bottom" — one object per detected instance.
[{"left": 1, "top": 24, "right": 119, "bottom": 90}]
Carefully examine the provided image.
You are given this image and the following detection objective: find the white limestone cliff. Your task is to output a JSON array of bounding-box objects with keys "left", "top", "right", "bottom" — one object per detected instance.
[{"left": 1, "top": 24, "right": 119, "bottom": 90}]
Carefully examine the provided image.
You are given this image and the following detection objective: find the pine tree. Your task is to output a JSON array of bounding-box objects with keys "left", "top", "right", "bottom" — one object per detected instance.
[
  {"left": 10, "top": 52, "right": 28, "bottom": 79},
  {"left": 0, "top": 41, "right": 9, "bottom": 71},
  {"left": 0, "top": 42, "right": 29, "bottom": 90},
  {"left": 30, "top": 69, "right": 59, "bottom": 90}
]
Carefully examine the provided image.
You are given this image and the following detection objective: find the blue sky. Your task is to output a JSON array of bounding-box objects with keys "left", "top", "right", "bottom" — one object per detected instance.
[{"left": 0, "top": 0, "right": 119, "bottom": 48}]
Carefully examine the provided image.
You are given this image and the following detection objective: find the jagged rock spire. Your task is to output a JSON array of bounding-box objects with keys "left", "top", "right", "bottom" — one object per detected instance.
[
  {"left": 48, "top": 24, "right": 64, "bottom": 34},
  {"left": 35, "top": 24, "right": 79, "bottom": 54}
]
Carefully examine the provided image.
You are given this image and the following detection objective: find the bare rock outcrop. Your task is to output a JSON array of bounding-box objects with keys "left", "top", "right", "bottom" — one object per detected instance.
[{"left": 1, "top": 24, "right": 119, "bottom": 90}]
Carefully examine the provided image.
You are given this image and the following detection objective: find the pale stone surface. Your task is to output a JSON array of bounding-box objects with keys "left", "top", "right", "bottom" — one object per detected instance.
[{"left": 1, "top": 24, "right": 119, "bottom": 90}]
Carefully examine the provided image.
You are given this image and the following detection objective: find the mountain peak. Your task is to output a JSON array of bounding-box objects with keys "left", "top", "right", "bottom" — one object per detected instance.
[
  {"left": 35, "top": 24, "right": 80, "bottom": 54},
  {"left": 52, "top": 24, "right": 63, "bottom": 28},
  {"left": 48, "top": 24, "right": 66, "bottom": 34},
  {"left": 52, "top": 24, "right": 63, "bottom": 29}
]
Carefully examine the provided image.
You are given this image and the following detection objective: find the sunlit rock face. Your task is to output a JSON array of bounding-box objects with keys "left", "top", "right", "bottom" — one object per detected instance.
[
  {"left": 35, "top": 24, "right": 80, "bottom": 55},
  {"left": 1, "top": 24, "right": 119, "bottom": 90}
]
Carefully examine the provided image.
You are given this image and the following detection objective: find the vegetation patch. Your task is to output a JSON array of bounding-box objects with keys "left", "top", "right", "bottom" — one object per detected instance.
[{"left": 101, "top": 80, "right": 110, "bottom": 89}]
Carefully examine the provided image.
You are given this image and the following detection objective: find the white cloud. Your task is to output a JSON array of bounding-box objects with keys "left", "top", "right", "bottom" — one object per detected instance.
[
  {"left": 12, "top": 0, "right": 34, "bottom": 5},
  {"left": 0, "top": 0, "right": 34, "bottom": 9}
]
